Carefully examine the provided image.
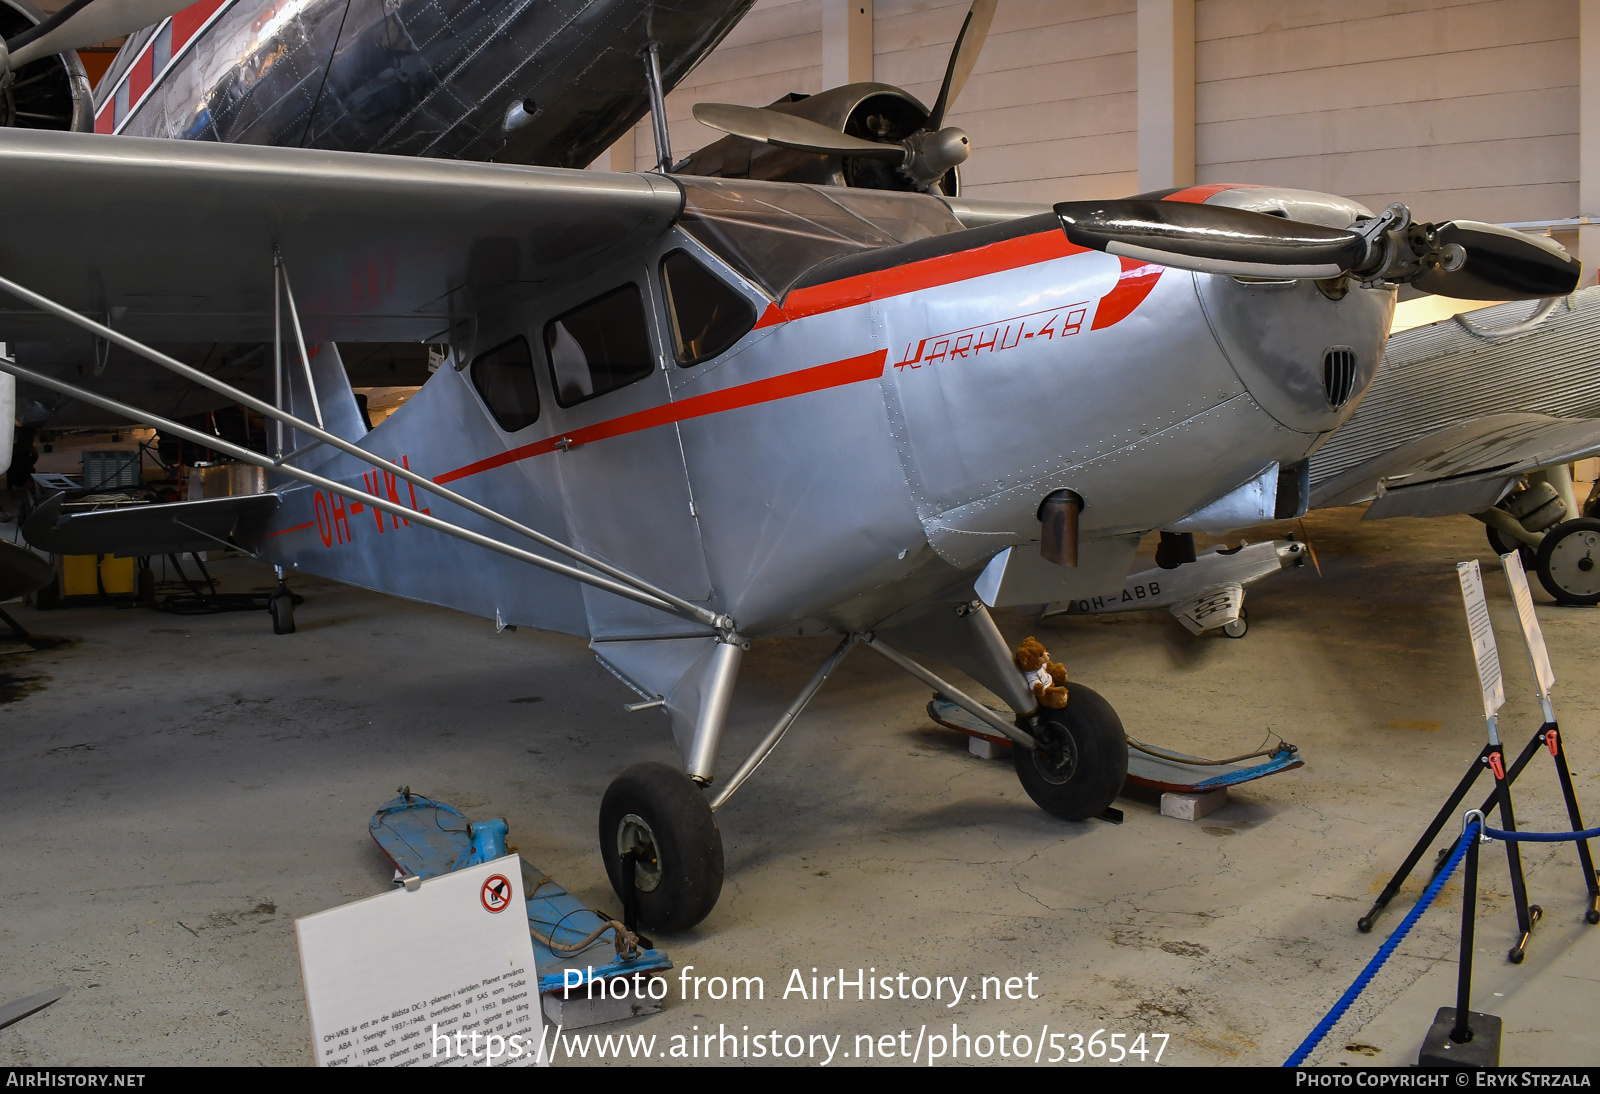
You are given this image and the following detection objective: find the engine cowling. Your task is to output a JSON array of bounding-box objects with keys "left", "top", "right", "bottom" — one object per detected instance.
[
  {"left": 1, "top": 0, "right": 94, "bottom": 132},
  {"left": 676, "top": 82, "right": 960, "bottom": 195}
]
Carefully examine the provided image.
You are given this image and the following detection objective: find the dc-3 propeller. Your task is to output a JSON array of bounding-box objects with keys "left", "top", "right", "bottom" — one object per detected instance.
[
  {"left": 1054, "top": 198, "right": 1583, "bottom": 301},
  {"left": 692, "top": 0, "right": 997, "bottom": 192},
  {"left": 0, "top": 0, "right": 192, "bottom": 81}
]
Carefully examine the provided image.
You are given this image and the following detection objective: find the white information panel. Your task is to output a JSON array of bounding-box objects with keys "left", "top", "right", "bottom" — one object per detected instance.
[
  {"left": 1501, "top": 551, "right": 1556, "bottom": 699},
  {"left": 296, "top": 855, "right": 542, "bottom": 1067},
  {"left": 1457, "top": 559, "right": 1505, "bottom": 719}
]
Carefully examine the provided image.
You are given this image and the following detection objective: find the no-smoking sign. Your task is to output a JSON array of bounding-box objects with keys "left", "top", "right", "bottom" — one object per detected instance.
[{"left": 480, "top": 874, "right": 512, "bottom": 913}]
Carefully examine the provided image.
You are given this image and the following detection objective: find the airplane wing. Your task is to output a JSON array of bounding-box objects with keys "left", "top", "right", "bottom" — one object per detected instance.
[
  {"left": 0, "top": 128, "right": 683, "bottom": 347},
  {"left": 1313, "top": 412, "right": 1600, "bottom": 518},
  {"left": 1309, "top": 289, "right": 1600, "bottom": 517},
  {"left": 22, "top": 492, "right": 279, "bottom": 558}
]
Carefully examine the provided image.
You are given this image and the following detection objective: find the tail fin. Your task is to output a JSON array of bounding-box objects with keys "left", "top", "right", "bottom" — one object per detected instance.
[{"left": 282, "top": 342, "right": 367, "bottom": 471}]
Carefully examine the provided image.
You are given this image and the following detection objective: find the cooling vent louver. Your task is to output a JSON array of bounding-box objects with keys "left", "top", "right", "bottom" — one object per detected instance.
[{"left": 1323, "top": 347, "right": 1357, "bottom": 408}]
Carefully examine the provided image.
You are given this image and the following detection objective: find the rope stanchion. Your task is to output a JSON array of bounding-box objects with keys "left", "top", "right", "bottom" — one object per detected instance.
[{"left": 1283, "top": 821, "right": 1480, "bottom": 1067}]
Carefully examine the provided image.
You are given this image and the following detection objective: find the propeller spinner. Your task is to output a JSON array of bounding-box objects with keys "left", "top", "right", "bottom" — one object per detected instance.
[{"left": 692, "top": 0, "right": 995, "bottom": 192}]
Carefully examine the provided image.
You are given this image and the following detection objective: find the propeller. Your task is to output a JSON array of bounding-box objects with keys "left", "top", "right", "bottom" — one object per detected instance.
[
  {"left": 1054, "top": 199, "right": 1582, "bottom": 301},
  {"left": 2, "top": 0, "right": 193, "bottom": 75},
  {"left": 691, "top": 0, "right": 996, "bottom": 191}
]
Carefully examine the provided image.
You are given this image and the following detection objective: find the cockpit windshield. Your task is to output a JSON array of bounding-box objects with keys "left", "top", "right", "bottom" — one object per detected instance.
[{"left": 676, "top": 177, "right": 965, "bottom": 299}]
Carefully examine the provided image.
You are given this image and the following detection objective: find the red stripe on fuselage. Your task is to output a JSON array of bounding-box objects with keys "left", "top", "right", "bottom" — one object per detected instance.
[
  {"left": 254, "top": 520, "right": 315, "bottom": 541},
  {"left": 172, "top": 0, "right": 227, "bottom": 49},
  {"left": 753, "top": 230, "right": 1090, "bottom": 329},
  {"left": 434, "top": 350, "right": 889, "bottom": 485}
]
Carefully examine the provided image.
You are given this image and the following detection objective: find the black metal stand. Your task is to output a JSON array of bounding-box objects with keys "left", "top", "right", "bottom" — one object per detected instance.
[
  {"left": 1357, "top": 718, "right": 1600, "bottom": 961},
  {"left": 1545, "top": 721, "right": 1600, "bottom": 925},
  {"left": 1418, "top": 824, "right": 1503, "bottom": 1066},
  {"left": 1359, "top": 728, "right": 1543, "bottom": 935},
  {"left": 1453, "top": 828, "right": 1480, "bottom": 1043}
]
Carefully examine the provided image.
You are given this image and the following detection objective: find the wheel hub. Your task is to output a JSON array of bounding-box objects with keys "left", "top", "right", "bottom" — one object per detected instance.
[
  {"left": 1549, "top": 530, "right": 1600, "bottom": 596},
  {"left": 616, "top": 813, "right": 663, "bottom": 892},
  {"left": 1029, "top": 729, "right": 1079, "bottom": 786}
]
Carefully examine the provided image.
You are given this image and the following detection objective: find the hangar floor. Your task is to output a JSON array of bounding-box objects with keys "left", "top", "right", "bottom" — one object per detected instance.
[{"left": 1, "top": 506, "right": 1597, "bottom": 1067}]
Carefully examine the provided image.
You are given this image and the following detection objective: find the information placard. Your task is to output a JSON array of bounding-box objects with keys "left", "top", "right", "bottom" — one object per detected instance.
[
  {"left": 1501, "top": 550, "right": 1556, "bottom": 699},
  {"left": 296, "top": 855, "right": 542, "bottom": 1067},
  {"left": 1457, "top": 559, "right": 1504, "bottom": 719}
]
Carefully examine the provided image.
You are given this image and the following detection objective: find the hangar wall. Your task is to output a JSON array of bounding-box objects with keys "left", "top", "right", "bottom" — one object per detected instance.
[{"left": 602, "top": 0, "right": 1583, "bottom": 235}]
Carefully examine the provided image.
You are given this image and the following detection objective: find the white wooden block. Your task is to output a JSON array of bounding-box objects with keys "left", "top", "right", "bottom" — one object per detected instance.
[
  {"left": 968, "top": 735, "right": 1012, "bottom": 760},
  {"left": 542, "top": 986, "right": 663, "bottom": 1030},
  {"left": 1160, "top": 788, "right": 1227, "bottom": 821}
]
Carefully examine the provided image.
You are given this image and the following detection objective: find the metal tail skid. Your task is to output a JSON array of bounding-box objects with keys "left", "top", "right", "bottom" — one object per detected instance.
[{"left": 0, "top": 269, "right": 731, "bottom": 634}]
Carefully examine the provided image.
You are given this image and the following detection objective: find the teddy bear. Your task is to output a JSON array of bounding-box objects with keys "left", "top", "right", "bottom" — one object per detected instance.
[{"left": 1014, "top": 636, "right": 1070, "bottom": 709}]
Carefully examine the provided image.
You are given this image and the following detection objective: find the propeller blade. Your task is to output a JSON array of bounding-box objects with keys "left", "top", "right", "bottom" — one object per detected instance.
[
  {"left": 7, "top": 0, "right": 193, "bottom": 70},
  {"left": 692, "top": 102, "right": 905, "bottom": 161},
  {"left": 1054, "top": 199, "right": 1367, "bottom": 280},
  {"left": 1412, "top": 220, "right": 1581, "bottom": 301},
  {"left": 928, "top": 0, "right": 997, "bottom": 130}
]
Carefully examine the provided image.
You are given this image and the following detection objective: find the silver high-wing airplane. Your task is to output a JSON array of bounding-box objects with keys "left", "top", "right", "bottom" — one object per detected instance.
[{"left": 0, "top": 116, "right": 1575, "bottom": 928}]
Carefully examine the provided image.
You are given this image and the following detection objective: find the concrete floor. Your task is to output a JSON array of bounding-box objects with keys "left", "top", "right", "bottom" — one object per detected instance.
[{"left": 1, "top": 507, "right": 1597, "bottom": 1067}]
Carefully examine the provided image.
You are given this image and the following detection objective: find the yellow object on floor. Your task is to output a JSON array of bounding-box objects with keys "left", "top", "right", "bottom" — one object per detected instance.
[{"left": 61, "top": 554, "right": 136, "bottom": 597}]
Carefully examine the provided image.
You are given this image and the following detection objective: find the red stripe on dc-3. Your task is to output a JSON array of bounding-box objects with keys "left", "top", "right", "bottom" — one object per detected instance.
[
  {"left": 753, "top": 230, "right": 1091, "bottom": 329},
  {"left": 434, "top": 349, "right": 889, "bottom": 486}
]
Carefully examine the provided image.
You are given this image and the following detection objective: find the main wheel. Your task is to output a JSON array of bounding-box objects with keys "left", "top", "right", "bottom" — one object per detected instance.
[
  {"left": 1534, "top": 518, "right": 1600, "bottom": 606},
  {"left": 1222, "top": 609, "right": 1249, "bottom": 638},
  {"left": 1486, "top": 524, "right": 1538, "bottom": 571},
  {"left": 1012, "top": 683, "right": 1128, "bottom": 821},
  {"left": 599, "top": 761, "right": 723, "bottom": 933},
  {"left": 268, "top": 592, "right": 296, "bottom": 634}
]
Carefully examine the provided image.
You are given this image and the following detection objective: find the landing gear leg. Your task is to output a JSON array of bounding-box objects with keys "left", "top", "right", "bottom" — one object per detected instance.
[
  {"left": 268, "top": 564, "right": 296, "bottom": 634},
  {"left": 599, "top": 635, "right": 742, "bottom": 932}
]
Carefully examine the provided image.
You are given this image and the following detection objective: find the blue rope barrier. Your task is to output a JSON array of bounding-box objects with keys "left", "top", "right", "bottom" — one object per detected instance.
[
  {"left": 1283, "top": 821, "right": 1479, "bottom": 1067},
  {"left": 1482, "top": 823, "right": 1600, "bottom": 843}
]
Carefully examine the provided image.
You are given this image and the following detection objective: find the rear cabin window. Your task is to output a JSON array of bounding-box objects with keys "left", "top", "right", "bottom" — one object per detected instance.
[
  {"left": 661, "top": 250, "right": 757, "bottom": 366},
  {"left": 469, "top": 337, "right": 540, "bottom": 432},
  {"left": 544, "top": 284, "right": 655, "bottom": 407}
]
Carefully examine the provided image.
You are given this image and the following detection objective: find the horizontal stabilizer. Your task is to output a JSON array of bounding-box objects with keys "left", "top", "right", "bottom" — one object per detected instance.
[{"left": 23, "top": 493, "right": 279, "bottom": 558}]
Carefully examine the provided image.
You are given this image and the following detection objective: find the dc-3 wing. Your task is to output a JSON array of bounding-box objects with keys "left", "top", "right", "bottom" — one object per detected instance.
[
  {"left": 1309, "top": 291, "right": 1600, "bottom": 518},
  {"left": 0, "top": 128, "right": 683, "bottom": 347}
]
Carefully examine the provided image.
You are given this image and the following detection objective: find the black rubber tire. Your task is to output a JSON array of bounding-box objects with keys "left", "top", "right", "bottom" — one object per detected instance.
[
  {"left": 1222, "top": 608, "right": 1249, "bottom": 639},
  {"left": 599, "top": 761, "right": 723, "bottom": 933},
  {"left": 1534, "top": 518, "right": 1600, "bottom": 606},
  {"left": 1012, "top": 683, "right": 1128, "bottom": 821},
  {"left": 1486, "top": 525, "right": 1537, "bottom": 572},
  {"left": 268, "top": 593, "right": 296, "bottom": 634}
]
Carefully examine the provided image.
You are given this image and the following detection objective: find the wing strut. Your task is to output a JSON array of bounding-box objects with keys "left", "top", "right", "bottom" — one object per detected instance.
[{"left": 0, "top": 270, "right": 733, "bottom": 632}]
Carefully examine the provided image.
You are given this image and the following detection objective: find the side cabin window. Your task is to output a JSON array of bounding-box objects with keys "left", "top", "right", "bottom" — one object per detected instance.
[
  {"left": 660, "top": 250, "right": 756, "bottom": 366},
  {"left": 470, "top": 337, "right": 540, "bottom": 432},
  {"left": 544, "top": 284, "right": 655, "bottom": 407}
]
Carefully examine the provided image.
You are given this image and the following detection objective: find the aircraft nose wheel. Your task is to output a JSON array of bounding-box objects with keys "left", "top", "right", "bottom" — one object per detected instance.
[
  {"left": 599, "top": 761, "right": 724, "bottom": 933},
  {"left": 1534, "top": 518, "right": 1600, "bottom": 605},
  {"left": 1012, "top": 683, "right": 1129, "bottom": 821}
]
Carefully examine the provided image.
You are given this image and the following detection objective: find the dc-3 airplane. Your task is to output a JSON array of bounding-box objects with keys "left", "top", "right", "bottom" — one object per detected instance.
[{"left": 0, "top": 0, "right": 1585, "bottom": 931}]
